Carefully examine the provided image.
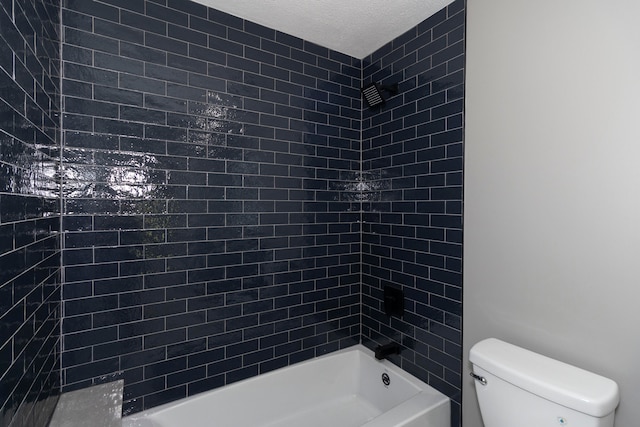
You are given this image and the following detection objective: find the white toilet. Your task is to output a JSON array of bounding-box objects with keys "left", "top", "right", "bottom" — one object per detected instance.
[{"left": 469, "top": 338, "right": 619, "bottom": 427}]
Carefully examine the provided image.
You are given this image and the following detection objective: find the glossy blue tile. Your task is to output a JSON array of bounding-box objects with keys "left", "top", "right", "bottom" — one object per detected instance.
[
  {"left": 120, "top": 41, "right": 166, "bottom": 65},
  {"left": 143, "top": 386, "right": 187, "bottom": 410},
  {"left": 166, "top": 52, "right": 208, "bottom": 74},
  {"left": 360, "top": 2, "right": 464, "bottom": 424},
  {"left": 227, "top": 28, "right": 259, "bottom": 49},
  {"left": 146, "top": 2, "right": 188, "bottom": 27},
  {"left": 1, "top": 1, "right": 61, "bottom": 425},
  {"left": 95, "top": 19, "right": 144, "bottom": 44},
  {"left": 118, "top": 319, "right": 165, "bottom": 341},
  {"left": 66, "top": 62, "right": 118, "bottom": 85},
  {"left": 50, "top": 1, "right": 465, "bottom": 425},
  {"left": 121, "top": 10, "right": 166, "bottom": 35},
  {"left": 168, "top": 24, "right": 207, "bottom": 47},
  {"left": 190, "top": 15, "right": 225, "bottom": 38},
  {"left": 105, "top": 0, "right": 145, "bottom": 13},
  {"left": 143, "top": 35, "right": 186, "bottom": 58},
  {"left": 61, "top": 10, "right": 92, "bottom": 32},
  {"left": 167, "top": 0, "right": 206, "bottom": 17},
  {"left": 65, "top": 27, "right": 119, "bottom": 54}
]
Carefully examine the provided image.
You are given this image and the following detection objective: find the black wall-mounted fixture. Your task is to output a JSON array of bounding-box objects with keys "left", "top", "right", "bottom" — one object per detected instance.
[
  {"left": 375, "top": 342, "right": 401, "bottom": 360},
  {"left": 361, "top": 82, "right": 399, "bottom": 108},
  {"left": 383, "top": 285, "right": 404, "bottom": 317}
]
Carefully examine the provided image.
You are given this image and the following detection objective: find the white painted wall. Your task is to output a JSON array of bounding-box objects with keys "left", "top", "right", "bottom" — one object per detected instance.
[{"left": 463, "top": 1, "right": 640, "bottom": 426}]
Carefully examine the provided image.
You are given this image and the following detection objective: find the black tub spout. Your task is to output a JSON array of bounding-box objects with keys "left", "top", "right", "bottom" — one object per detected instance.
[{"left": 375, "top": 343, "right": 401, "bottom": 360}]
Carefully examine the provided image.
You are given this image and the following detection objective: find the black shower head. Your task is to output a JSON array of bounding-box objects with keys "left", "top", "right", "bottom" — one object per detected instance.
[{"left": 361, "top": 82, "right": 399, "bottom": 108}]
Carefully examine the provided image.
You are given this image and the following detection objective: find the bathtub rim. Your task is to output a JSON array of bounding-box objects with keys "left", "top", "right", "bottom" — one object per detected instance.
[{"left": 122, "top": 343, "right": 450, "bottom": 424}]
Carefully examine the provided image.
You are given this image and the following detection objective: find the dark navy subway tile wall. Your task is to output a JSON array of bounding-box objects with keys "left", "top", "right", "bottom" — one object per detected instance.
[
  {"left": 0, "top": 1, "right": 62, "bottom": 426},
  {"left": 61, "top": 0, "right": 362, "bottom": 414},
  {"left": 360, "top": 1, "right": 464, "bottom": 425},
  {"left": 0, "top": 0, "right": 465, "bottom": 424}
]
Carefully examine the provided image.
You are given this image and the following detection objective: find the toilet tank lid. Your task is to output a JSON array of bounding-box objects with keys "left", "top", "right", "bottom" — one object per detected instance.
[{"left": 469, "top": 338, "right": 620, "bottom": 417}]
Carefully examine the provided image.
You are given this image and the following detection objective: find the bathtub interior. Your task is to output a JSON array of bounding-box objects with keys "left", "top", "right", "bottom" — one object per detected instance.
[
  {"left": 122, "top": 345, "right": 449, "bottom": 427},
  {"left": 353, "top": 350, "right": 425, "bottom": 413}
]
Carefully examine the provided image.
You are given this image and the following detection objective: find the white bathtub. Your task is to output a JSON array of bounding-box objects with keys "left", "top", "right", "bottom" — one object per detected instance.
[{"left": 121, "top": 344, "right": 450, "bottom": 427}]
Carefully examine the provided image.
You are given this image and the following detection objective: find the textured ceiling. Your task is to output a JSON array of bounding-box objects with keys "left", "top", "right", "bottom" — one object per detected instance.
[{"left": 192, "top": 0, "right": 455, "bottom": 59}]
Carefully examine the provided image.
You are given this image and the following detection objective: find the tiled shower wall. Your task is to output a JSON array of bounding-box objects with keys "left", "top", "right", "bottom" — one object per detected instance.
[
  {"left": 0, "top": 0, "right": 62, "bottom": 426},
  {"left": 361, "top": 1, "right": 465, "bottom": 424},
  {"left": 0, "top": 0, "right": 466, "bottom": 422},
  {"left": 60, "top": 0, "right": 362, "bottom": 413}
]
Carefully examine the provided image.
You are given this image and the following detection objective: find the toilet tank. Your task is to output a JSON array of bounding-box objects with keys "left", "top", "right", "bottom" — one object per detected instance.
[{"left": 469, "top": 338, "right": 619, "bottom": 427}]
